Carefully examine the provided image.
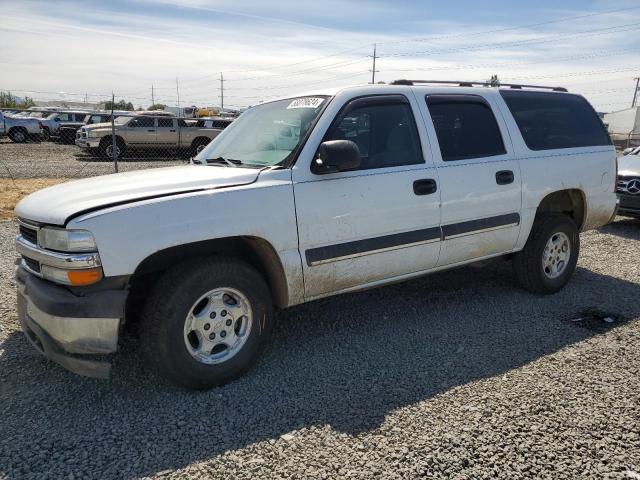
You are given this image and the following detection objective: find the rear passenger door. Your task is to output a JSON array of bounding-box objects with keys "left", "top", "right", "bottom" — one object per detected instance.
[
  {"left": 420, "top": 93, "right": 522, "bottom": 266},
  {"left": 156, "top": 117, "right": 179, "bottom": 146}
]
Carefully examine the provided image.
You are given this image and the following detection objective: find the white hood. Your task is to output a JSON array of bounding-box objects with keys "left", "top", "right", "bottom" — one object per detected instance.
[{"left": 15, "top": 165, "right": 260, "bottom": 225}]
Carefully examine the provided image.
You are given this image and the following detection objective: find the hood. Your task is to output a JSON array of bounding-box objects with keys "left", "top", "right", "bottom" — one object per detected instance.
[
  {"left": 15, "top": 165, "right": 261, "bottom": 225},
  {"left": 618, "top": 154, "right": 640, "bottom": 177}
]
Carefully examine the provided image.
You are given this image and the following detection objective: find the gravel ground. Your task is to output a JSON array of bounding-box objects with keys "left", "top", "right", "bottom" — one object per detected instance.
[
  {"left": 0, "top": 138, "right": 185, "bottom": 179},
  {"left": 1, "top": 217, "right": 639, "bottom": 479}
]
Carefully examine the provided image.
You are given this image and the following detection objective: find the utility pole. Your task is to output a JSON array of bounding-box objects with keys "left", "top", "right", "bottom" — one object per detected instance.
[
  {"left": 220, "top": 72, "right": 224, "bottom": 110},
  {"left": 110, "top": 92, "right": 118, "bottom": 173},
  {"left": 369, "top": 43, "right": 379, "bottom": 84},
  {"left": 151, "top": 84, "right": 155, "bottom": 106},
  {"left": 176, "top": 78, "right": 180, "bottom": 113},
  {"left": 632, "top": 77, "right": 639, "bottom": 108}
]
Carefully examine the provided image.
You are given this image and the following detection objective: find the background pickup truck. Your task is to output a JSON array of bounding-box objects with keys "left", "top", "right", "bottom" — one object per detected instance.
[
  {"left": 76, "top": 114, "right": 226, "bottom": 158},
  {"left": 0, "top": 111, "right": 43, "bottom": 142}
]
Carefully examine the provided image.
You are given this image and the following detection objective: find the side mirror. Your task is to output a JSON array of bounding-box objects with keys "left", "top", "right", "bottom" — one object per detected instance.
[{"left": 313, "top": 140, "right": 361, "bottom": 174}]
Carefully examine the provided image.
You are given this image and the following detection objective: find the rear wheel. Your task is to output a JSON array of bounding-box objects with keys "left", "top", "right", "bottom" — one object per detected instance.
[
  {"left": 140, "top": 257, "right": 273, "bottom": 389},
  {"left": 513, "top": 214, "right": 579, "bottom": 294},
  {"left": 8, "top": 128, "right": 27, "bottom": 143}
]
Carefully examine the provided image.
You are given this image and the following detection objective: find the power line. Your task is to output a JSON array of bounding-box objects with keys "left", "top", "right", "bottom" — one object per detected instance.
[
  {"left": 381, "top": 22, "right": 640, "bottom": 58},
  {"left": 381, "top": 48, "right": 636, "bottom": 74},
  {"left": 378, "top": 5, "right": 640, "bottom": 46}
]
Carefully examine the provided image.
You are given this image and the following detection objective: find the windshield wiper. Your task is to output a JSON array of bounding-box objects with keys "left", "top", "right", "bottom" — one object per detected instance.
[{"left": 191, "top": 156, "right": 241, "bottom": 167}]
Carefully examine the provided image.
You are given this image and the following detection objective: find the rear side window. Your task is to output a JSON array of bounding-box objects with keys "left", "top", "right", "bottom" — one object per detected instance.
[
  {"left": 130, "top": 117, "right": 155, "bottom": 128},
  {"left": 426, "top": 95, "right": 506, "bottom": 161},
  {"left": 157, "top": 118, "right": 174, "bottom": 128},
  {"left": 500, "top": 90, "right": 611, "bottom": 150}
]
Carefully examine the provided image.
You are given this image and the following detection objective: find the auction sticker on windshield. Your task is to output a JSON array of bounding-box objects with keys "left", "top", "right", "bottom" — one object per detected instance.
[{"left": 287, "top": 97, "right": 325, "bottom": 109}]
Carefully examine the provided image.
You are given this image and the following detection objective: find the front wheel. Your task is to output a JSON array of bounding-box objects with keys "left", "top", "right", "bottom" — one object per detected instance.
[
  {"left": 140, "top": 257, "right": 273, "bottom": 390},
  {"left": 99, "top": 138, "right": 125, "bottom": 159},
  {"left": 513, "top": 214, "right": 579, "bottom": 294}
]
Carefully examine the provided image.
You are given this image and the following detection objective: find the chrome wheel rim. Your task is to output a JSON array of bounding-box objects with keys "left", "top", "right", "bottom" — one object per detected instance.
[
  {"left": 196, "top": 143, "right": 207, "bottom": 154},
  {"left": 542, "top": 231, "right": 571, "bottom": 279},
  {"left": 105, "top": 144, "right": 120, "bottom": 158},
  {"left": 183, "top": 287, "right": 252, "bottom": 364},
  {"left": 14, "top": 131, "right": 26, "bottom": 142}
]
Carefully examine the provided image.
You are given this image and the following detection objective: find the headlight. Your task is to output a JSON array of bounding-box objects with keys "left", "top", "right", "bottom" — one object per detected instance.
[{"left": 39, "top": 227, "right": 97, "bottom": 252}]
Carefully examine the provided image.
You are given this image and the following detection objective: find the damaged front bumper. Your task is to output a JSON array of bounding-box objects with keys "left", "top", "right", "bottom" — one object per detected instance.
[{"left": 16, "top": 266, "right": 127, "bottom": 378}]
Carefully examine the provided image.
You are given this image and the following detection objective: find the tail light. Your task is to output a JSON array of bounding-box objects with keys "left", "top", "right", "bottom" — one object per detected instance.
[
  {"left": 614, "top": 156, "right": 619, "bottom": 193},
  {"left": 38, "top": 121, "right": 43, "bottom": 129}
]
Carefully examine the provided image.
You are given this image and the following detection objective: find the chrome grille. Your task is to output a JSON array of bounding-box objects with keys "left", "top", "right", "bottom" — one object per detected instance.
[
  {"left": 617, "top": 176, "right": 640, "bottom": 195},
  {"left": 18, "top": 224, "right": 38, "bottom": 245}
]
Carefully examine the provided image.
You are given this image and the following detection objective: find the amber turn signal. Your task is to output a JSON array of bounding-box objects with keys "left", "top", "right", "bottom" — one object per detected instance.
[{"left": 66, "top": 268, "right": 103, "bottom": 286}]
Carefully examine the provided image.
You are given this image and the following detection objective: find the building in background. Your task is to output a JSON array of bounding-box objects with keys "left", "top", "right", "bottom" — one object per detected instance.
[{"left": 603, "top": 106, "right": 640, "bottom": 148}]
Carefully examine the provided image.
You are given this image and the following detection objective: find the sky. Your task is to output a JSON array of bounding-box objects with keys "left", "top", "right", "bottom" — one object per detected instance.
[{"left": 0, "top": 0, "right": 638, "bottom": 112}]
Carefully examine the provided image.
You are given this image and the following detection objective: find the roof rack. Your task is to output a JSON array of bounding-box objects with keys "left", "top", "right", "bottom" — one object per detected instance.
[{"left": 390, "top": 79, "right": 568, "bottom": 92}]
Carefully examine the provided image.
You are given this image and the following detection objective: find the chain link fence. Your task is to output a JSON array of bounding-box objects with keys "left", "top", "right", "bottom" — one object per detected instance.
[
  {"left": 609, "top": 131, "right": 640, "bottom": 150},
  {"left": 0, "top": 108, "right": 235, "bottom": 181}
]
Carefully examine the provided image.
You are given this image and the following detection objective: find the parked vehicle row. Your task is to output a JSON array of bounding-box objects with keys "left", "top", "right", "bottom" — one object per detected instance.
[
  {"left": 0, "top": 111, "right": 43, "bottom": 142},
  {"left": 14, "top": 81, "right": 619, "bottom": 389},
  {"left": 75, "top": 113, "right": 234, "bottom": 158},
  {"left": 0, "top": 107, "right": 235, "bottom": 155}
]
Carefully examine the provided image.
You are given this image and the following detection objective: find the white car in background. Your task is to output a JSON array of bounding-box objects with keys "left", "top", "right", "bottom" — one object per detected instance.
[{"left": 0, "top": 111, "right": 43, "bottom": 142}]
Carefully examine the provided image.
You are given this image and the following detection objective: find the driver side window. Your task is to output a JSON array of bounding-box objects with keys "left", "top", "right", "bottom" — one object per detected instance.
[{"left": 323, "top": 98, "right": 423, "bottom": 171}]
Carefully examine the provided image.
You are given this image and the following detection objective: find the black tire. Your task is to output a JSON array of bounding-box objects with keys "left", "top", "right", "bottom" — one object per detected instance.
[
  {"left": 513, "top": 214, "right": 579, "bottom": 294},
  {"left": 8, "top": 128, "right": 28, "bottom": 143},
  {"left": 99, "top": 137, "right": 126, "bottom": 159},
  {"left": 190, "top": 138, "right": 210, "bottom": 157},
  {"left": 41, "top": 127, "right": 51, "bottom": 142},
  {"left": 140, "top": 257, "right": 273, "bottom": 390}
]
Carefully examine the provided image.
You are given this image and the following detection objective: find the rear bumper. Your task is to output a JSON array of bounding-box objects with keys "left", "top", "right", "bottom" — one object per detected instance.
[
  {"left": 618, "top": 193, "right": 640, "bottom": 218},
  {"left": 16, "top": 266, "right": 127, "bottom": 378}
]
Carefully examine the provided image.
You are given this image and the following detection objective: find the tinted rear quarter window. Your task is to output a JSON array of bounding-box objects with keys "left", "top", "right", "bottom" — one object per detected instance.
[
  {"left": 426, "top": 95, "right": 506, "bottom": 161},
  {"left": 499, "top": 90, "right": 611, "bottom": 151}
]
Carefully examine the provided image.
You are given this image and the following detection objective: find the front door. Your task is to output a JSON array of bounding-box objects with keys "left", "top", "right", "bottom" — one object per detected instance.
[
  {"left": 125, "top": 116, "right": 156, "bottom": 145},
  {"left": 419, "top": 93, "right": 522, "bottom": 266},
  {"left": 293, "top": 94, "right": 442, "bottom": 299}
]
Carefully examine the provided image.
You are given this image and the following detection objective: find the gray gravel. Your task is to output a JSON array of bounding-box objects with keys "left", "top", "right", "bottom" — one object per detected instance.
[
  {"left": 1, "top": 217, "right": 639, "bottom": 480},
  {"left": 0, "top": 138, "right": 185, "bottom": 179}
]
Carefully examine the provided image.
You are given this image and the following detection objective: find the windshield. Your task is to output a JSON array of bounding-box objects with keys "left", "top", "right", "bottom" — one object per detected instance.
[{"left": 195, "top": 96, "right": 329, "bottom": 167}]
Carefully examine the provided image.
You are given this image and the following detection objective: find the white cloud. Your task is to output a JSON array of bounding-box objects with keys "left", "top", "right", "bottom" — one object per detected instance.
[{"left": 0, "top": 0, "right": 637, "bottom": 111}]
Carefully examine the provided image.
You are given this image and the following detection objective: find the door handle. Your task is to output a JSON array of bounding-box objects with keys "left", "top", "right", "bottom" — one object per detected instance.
[
  {"left": 147, "top": 129, "right": 155, "bottom": 132},
  {"left": 496, "top": 170, "right": 514, "bottom": 185},
  {"left": 169, "top": 129, "right": 176, "bottom": 132},
  {"left": 413, "top": 179, "right": 437, "bottom": 195}
]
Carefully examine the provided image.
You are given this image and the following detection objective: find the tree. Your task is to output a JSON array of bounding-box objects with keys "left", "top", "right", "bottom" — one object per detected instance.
[
  {"left": 103, "top": 99, "right": 135, "bottom": 111},
  {"left": 0, "top": 91, "right": 36, "bottom": 109},
  {"left": 148, "top": 103, "right": 167, "bottom": 111},
  {"left": 486, "top": 74, "right": 500, "bottom": 87}
]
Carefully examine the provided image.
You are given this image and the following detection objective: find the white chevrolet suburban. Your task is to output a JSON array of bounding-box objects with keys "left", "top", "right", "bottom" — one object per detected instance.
[{"left": 14, "top": 81, "right": 618, "bottom": 389}]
